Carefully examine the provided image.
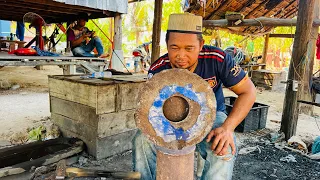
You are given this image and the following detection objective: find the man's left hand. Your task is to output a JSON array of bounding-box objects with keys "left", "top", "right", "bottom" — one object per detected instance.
[{"left": 206, "top": 126, "right": 236, "bottom": 156}]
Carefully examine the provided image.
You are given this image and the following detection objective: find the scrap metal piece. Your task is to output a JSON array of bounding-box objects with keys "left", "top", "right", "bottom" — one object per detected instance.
[{"left": 135, "top": 69, "right": 216, "bottom": 150}]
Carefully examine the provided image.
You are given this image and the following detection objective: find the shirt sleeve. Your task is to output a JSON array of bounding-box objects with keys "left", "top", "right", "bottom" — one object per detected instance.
[
  {"left": 218, "top": 52, "right": 247, "bottom": 88},
  {"left": 67, "top": 29, "right": 75, "bottom": 41}
]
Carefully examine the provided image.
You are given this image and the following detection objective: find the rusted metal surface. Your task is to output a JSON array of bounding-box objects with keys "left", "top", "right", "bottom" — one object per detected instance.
[
  {"left": 135, "top": 69, "right": 215, "bottom": 150},
  {"left": 156, "top": 150, "right": 194, "bottom": 180}
]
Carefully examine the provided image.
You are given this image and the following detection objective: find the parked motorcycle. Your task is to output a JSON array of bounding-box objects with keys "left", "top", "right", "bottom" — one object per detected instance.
[{"left": 132, "top": 41, "right": 152, "bottom": 72}]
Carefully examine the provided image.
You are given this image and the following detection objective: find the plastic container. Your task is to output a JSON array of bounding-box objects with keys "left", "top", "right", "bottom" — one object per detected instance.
[
  {"left": 225, "top": 96, "right": 269, "bottom": 132},
  {"left": 91, "top": 71, "right": 112, "bottom": 78}
]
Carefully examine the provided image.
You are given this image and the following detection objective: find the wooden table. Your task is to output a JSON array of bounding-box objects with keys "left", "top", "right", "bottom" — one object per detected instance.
[
  {"left": 0, "top": 40, "right": 26, "bottom": 51},
  {"left": 240, "top": 63, "right": 266, "bottom": 78}
]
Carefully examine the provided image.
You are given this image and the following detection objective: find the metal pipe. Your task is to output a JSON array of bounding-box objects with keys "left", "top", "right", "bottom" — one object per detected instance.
[{"left": 135, "top": 69, "right": 215, "bottom": 179}]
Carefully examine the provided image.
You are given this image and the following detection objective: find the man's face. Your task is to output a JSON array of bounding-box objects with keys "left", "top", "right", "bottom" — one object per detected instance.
[
  {"left": 78, "top": 19, "right": 87, "bottom": 27},
  {"left": 167, "top": 32, "right": 204, "bottom": 70}
]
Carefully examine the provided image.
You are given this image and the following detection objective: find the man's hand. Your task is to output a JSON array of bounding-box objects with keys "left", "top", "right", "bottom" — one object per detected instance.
[
  {"left": 82, "top": 33, "right": 91, "bottom": 38},
  {"left": 206, "top": 126, "right": 236, "bottom": 156}
]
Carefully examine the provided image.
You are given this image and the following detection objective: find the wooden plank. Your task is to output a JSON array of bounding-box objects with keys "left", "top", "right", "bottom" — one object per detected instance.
[
  {"left": 203, "top": 17, "right": 320, "bottom": 28},
  {"left": 96, "top": 84, "right": 117, "bottom": 114},
  {"left": 118, "top": 82, "right": 144, "bottom": 110},
  {"left": 97, "top": 110, "right": 136, "bottom": 138},
  {"left": 298, "top": 100, "right": 320, "bottom": 107},
  {"left": 262, "top": 34, "right": 269, "bottom": 68},
  {"left": 269, "top": 34, "right": 295, "bottom": 38},
  {"left": 0, "top": 61, "right": 104, "bottom": 66},
  {"left": 52, "top": 113, "right": 97, "bottom": 140},
  {"left": 0, "top": 55, "right": 107, "bottom": 61},
  {"left": 110, "top": 75, "right": 147, "bottom": 82},
  {"left": 51, "top": 114, "right": 97, "bottom": 156},
  {"left": 50, "top": 97, "right": 98, "bottom": 128},
  {"left": 49, "top": 78, "right": 98, "bottom": 109},
  {"left": 281, "top": 0, "right": 316, "bottom": 140}
]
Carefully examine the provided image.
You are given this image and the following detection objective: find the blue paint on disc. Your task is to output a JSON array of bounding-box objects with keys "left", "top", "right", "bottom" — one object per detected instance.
[{"left": 148, "top": 84, "right": 210, "bottom": 143}]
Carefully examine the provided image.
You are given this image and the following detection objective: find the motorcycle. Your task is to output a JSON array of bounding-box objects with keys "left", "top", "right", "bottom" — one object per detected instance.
[{"left": 132, "top": 41, "right": 152, "bottom": 72}]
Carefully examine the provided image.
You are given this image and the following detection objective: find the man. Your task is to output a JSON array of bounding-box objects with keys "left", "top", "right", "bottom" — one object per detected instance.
[
  {"left": 67, "top": 13, "right": 108, "bottom": 58},
  {"left": 132, "top": 13, "right": 256, "bottom": 180}
]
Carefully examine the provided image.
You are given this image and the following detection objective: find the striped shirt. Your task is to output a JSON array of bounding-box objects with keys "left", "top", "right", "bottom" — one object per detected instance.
[{"left": 148, "top": 45, "right": 246, "bottom": 112}]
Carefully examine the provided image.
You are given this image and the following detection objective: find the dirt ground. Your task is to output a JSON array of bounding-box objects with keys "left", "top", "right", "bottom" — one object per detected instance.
[{"left": 0, "top": 66, "right": 320, "bottom": 179}]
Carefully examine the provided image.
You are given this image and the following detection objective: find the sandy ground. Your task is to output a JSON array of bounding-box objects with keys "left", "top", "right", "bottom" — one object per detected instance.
[
  {"left": 0, "top": 66, "right": 62, "bottom": 142},
  {"left": 0, "top": 66, "right": 320, "bottom": 180}
]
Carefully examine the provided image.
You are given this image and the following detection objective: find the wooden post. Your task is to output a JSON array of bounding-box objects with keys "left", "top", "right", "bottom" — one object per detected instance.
[
  {"left": 151, "top": 0, "right": 163, "bottom": 64},
  {"left": 109, "top": 17, "right": 114, "bottom": 56},
  {"left": 261, "top": 34, "right": 269, "bottom": 69},
  {"left": 299, "top": 0, "right": 320, "bottom": 115},
  {"left": 280, "top": 0, "right": 316, "bottom": 140},
  {"left": 111, "top": 13, "right": 124, "bottom": 71}
]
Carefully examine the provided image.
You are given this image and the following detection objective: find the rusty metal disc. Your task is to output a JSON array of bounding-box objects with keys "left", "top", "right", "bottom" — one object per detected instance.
[{"left": 135, "top": 69, "right": 216, "bottom": 150}]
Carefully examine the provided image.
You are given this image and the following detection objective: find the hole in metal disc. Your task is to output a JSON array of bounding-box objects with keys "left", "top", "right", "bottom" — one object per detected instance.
[{"left": 163, "top": 96, "right": 190, "bottom": 122}]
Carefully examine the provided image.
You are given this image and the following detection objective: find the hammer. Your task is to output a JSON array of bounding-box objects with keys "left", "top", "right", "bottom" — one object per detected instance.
[{"left": 55, "top": 159, "right": 140, "bottom": 179}]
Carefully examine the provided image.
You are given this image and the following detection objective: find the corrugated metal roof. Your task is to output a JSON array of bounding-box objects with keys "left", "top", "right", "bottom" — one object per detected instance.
[{"left": 54, "top": 0, "right": 128, "bottom": 14}]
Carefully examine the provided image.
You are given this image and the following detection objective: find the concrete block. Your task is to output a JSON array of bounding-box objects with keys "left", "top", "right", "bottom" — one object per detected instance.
[
  {"left": 96, "top": 129, "right": 137, "bottom": 159},
  {"left": 97, "top": 110, "right": 136, "bottom": 138}
]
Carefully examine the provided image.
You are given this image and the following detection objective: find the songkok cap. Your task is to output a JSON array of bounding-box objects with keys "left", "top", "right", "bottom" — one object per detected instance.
[{"left": 167, "top": 13, "right": 202, "bottom": 34}]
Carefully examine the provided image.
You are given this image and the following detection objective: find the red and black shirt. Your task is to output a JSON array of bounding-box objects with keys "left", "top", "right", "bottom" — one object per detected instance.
[{"left": 148, "top": 45, "right": 246, "bottom": 112}]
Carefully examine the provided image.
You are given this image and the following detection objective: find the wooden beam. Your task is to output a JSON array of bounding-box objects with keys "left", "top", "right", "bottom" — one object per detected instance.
[
  {"left": 261, "top": 34, "right": 269, "bottom": 69},
  {"left": 299, "top": 0, "right": 320, "bottom": 115},
  {"left": 297, "top": 100, "right": 320, "bottom": 108},
  {"left": 151, "top": 0, "right": 163, "bottom": 64},
  {"left": 20, "top": 0, "right": 102, "bottom": 12},
  {"left": 203, "top": 17, "right": 320, "bottom": 28},
  {"left": 0, "top": 1, "right": 76, "bottom": 15},
  {"left": 280, "top": 0, "right": 316, "bottom": 140},
  {"left": 269, "top": 34, "right": 295, "bottom": 38}
]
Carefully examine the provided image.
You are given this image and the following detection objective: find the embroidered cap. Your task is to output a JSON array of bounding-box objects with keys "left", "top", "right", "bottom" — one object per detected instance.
[{"left": 167, "top": 13, "right": 202, "bottom": 34}]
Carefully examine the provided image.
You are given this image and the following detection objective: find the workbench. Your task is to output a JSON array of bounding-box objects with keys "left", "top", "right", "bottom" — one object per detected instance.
[
  {"left": 251, "top": 69, "right": 287, "bottom": 91},
  {"left": 0, "top": 40, "right": 26, "bottom": 52},
  {"left": 48, "top": 74, "right": 146, "bottom": 159}
]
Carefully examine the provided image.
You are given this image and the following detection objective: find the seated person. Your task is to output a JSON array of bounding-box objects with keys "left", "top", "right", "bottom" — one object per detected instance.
[{"left": 67, "top": 13, "right": 109, "bottom": 58}]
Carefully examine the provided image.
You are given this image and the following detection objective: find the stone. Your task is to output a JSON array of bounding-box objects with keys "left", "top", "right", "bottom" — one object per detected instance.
[
  {"left": 0, "top": 79, "right": 11, "bottom": 90},
  {"left": 10, "top": 84, "right": 20, "bottom": 90}
]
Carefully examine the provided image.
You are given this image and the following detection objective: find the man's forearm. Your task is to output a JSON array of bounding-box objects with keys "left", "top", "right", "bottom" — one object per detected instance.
[
  {"left": 222, "top": 89, "right": 256, "bottom": 131},
  {"left": 71, "top": 36, "right": 84, "bottom": 47}
]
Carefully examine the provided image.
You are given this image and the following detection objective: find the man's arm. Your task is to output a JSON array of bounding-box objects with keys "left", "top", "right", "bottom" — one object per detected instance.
[
  {"left": 70, "top": 34, "right": 89, "bottom": 48},
  {"left": 207, "top": 77, "right": 256, "bottom": 155}
]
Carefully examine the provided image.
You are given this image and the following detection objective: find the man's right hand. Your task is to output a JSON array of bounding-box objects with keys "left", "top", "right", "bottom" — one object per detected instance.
[{"left": 82, "top": 33, "right": 91, "bottom": 38}]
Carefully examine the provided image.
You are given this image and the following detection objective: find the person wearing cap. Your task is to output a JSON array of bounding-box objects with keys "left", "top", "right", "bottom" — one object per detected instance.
[
  {"left": 67, "top": 13, "right": 109, "bottom": 58},
  {"left": 132, "top": 13, "right": 256, "bottom": 179}
]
